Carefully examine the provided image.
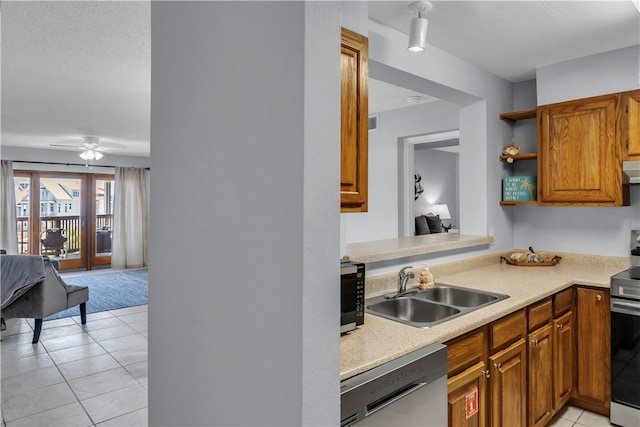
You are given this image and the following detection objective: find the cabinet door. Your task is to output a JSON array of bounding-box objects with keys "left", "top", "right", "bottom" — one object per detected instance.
[
  {"left": 528, "top": 324, "right": 554, "bottom": 427},
  {"left": 489, "top": 338, "right": 527, "bottom": 427},
  {"left": 538, "top": 93, "right": 626, "bottom": 205},
  {"left": 575, "top": 287, "right": 610, "bottom": 411},
  {"left": 448, "top": 362, "right": 487, "bottom": 427},
  {"left": 340, "top": 28, "right": 368, "bottom": 212},
  {"left": 625, "top": 90, "right": 640, "bottom": 159},
  {"left": 553, "top": 310, "right": 574, "bottom": 410}
]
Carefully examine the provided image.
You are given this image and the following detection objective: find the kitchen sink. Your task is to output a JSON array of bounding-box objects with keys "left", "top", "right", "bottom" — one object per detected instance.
[
  {"left": 365, "top": 284, "right": 508, "bottom": 328},
  {"left": 415, "top": 285, "right": 501, "bottom": 307},
  {"left": 367, "top": 298, "right": 461, "bottom": 324}
]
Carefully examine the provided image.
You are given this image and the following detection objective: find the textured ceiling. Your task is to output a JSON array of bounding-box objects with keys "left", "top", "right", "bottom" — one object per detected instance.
[
  {"left": 1, "top": 1, "right": 638, "bottom": 154},
  {"left": 2, "top": 1, "right": 151, "bottom": 156}
]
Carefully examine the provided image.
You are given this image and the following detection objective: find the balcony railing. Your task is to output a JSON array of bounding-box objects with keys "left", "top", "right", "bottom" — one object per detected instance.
[{"left": 16, "top": 214, "right": 113, "bottom": 256}]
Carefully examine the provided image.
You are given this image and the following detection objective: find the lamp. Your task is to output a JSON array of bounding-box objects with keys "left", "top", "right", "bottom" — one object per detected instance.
[
  {"left": 407, "top": 1, "right": 432, "bottom": 52},
  {"left": 430, "top": 203, "right": 454, "bottom": 232},
  {"left": 430, "top": 204, "right": 450, "bottom": 220}
]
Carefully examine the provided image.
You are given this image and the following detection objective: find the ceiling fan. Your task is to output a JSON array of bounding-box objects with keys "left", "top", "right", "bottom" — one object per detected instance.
[{"left": 49, "top": 136, "right": 124, "bottom": 161}]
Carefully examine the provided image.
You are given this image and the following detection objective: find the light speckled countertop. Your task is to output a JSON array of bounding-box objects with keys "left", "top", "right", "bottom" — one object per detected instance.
[
  {"left": 340, "top": 251, "right": 629, "bottom": 381},
  {"left": 345, "top": 234, "right": 494, "bottom": 263}
]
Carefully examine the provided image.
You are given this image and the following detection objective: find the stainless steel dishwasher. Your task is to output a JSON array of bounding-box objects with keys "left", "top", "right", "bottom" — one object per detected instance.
[{"left": 340, "top": 343, "right": 448, "bottom": 426}]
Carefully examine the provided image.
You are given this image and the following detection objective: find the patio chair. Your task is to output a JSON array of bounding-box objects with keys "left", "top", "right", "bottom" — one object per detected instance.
[
  {"left": 40, "top": 229, "right": 67, "bottom": 257},
  {"left": 1, "top": 255, "right": 88, "bottom": 343}
]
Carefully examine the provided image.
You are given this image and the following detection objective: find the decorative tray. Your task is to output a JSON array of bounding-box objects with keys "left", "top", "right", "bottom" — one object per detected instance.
[{"left": 500, "top": 255, "right": 562, "bottom": 267}]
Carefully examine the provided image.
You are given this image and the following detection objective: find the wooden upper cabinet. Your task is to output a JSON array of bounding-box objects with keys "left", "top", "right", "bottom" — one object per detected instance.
[
  {"left": 340, "top": 28, "right": 368, "bottom": 212},
  {"left": 537, "top": 93, "right": 629, "bottom": 206},
  {"left": 624, "top": 89, "right": 640, "bottom": 159}
]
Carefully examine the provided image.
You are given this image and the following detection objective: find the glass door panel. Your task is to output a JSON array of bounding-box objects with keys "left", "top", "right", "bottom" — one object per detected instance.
[
  {"left": 14, "top": 176, "right": 31, "bottom": 255},
  {"left": 38, "top": 174, "right": 88, "bottom": 270},
  {"left": 92, "top": 176, "right": 114, "bottom": 267}
]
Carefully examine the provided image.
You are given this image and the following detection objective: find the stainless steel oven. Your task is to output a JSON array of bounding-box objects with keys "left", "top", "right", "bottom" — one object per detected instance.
[{"left": 610, "top": 230, "right": 640, "bottom": 426}]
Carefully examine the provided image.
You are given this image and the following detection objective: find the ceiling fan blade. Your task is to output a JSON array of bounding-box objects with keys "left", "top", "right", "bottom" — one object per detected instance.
[{"left": 49, "top": 143, "right": 83, "bottom": 148}]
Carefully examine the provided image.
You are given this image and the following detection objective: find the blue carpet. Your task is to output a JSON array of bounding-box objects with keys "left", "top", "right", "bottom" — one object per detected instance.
[{"left": 44, "top": 269, "right": 148, "bottom": 321}]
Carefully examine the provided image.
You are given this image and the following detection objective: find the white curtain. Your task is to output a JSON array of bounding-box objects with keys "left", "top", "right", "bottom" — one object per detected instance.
[
  {"left": 0, "top": 161, "right": 18, "bottom": 254},
  {"left": 112, "top": 167, "right": 148, "bottom": 269}
]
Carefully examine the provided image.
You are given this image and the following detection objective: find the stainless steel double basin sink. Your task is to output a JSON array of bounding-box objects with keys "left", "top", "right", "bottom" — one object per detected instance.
[{"left": 366, "top": 284, "right": 509, "bottom": 328}]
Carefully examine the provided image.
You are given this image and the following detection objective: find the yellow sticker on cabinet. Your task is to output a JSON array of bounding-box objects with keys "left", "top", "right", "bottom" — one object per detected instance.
[{"left": 465, "top": 387, "right": 479, "bottom": 420}]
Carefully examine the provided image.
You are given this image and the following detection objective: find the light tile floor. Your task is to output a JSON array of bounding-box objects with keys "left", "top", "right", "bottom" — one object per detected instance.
[
  {"left": 548, "top": 405, "right": 616, "bottom": 427},
  {"left": 1, "top": 305, "right": 148, "bottom": 427}
]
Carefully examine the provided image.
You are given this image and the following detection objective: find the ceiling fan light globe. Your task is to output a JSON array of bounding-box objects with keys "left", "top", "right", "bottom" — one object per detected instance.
[
  {"left": 94, "top": 151, "right": 104, "bottom": 160},
  {"left": 80, "top": 149, "right": 96, "bottom": 160}
]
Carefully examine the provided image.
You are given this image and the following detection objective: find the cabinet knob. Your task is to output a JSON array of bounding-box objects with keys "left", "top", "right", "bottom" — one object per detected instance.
[
  {"left": 483, "top": 369, "right": 490, "bottom": 378},
  {"left": 596, "top": 294, "right": 602, "bottom": 301},
  {"left": 494, "top": 363, "right": 502, "bottom": 371},
  {"left": 532, "top": 339, "right": 539, "bottom": 346},
  {"left": 557, "top": 324, "right": 564, "bottom": 331}
]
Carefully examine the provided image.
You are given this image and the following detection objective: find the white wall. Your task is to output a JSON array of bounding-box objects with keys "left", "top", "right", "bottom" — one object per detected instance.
[
  {"left": 415, "top": 148, "right": 459, "bottom": 226},
  {"left": 345, "top": 100, "right": 459, "bottom": 243},
  {"left": 149, "top": 2, "right": 339, "bottom": 426},
  {"left": 346, "top": 20, "right": 514, "bottom": 250},
  {"left": 512, "top": 46, "right": 640, "bottom": 257},
  {"left": 537, "top": 45, "right": 640, "bottom": 105}
]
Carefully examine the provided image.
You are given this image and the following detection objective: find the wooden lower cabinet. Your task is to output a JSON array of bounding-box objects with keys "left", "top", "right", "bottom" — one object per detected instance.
[
  {"left": 489, "top": 338, "right": 527, "bottom": 427},
  {"left": 553, "top": 310, "right": 574, "bottom": 410},
  {"left": 573, "top": 287, "right": 610, "bottom": 414},
  {"left": 528, "top": 324, "right": 554, "bottom": 427},
  {"left": 448, "top": 362, "right": 487, "bottom": 427},
  {"left": 446, "top": 286, "right": 608, "bottom": 426}
]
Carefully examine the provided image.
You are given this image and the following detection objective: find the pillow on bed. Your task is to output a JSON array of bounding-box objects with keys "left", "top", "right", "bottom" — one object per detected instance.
[
  {"left": 425, "top": 214, "right": 442, "bottom": 233},
  {"left": 415, "top": 215, "right": 430, "bottom": 235}
]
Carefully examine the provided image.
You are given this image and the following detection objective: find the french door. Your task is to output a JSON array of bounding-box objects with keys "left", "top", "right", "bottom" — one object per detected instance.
[{"left": 14, "top": 171, "right": 114, "bottom": 270}]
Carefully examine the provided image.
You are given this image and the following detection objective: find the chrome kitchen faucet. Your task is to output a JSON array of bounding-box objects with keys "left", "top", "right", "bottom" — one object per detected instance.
[{"left": 386, "top": 266, "right": 416, "bottom": 299}]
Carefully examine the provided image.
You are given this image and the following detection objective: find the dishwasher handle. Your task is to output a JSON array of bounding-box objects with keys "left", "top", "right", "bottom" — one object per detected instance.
[{"left": 366, "top": 381, "right": 427, "bottom": 417}]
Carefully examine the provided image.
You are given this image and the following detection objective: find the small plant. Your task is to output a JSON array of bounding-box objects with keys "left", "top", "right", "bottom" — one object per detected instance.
[{"left": 442, "top": 223, "right": 455, "bottom": 232}]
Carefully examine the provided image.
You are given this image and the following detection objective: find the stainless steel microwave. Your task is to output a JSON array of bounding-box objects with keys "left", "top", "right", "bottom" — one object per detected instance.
[{"left": 341, "top": 261, "right": 365, "bottom": 334}]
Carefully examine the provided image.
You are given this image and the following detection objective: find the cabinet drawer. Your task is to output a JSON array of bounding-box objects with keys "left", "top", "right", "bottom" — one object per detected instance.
[
  {"left": 490, "top": 309, "right": 526, "bottom": 352},
  {"left": 446, "top": 327, "right": 486, "bottom": 376},
  {"left": 528, "top": 298, "right": 552, "bottom": 331},
  {"left": 554, "top": 288, "right": 573, "bottom": 316}
]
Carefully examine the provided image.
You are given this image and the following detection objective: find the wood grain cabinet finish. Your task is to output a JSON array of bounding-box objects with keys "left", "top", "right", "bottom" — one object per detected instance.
[
  {"left": 553, "top": 310, "right": 574, "bottom": 410},
  {"left": 340, "top": 28, "right": 368, "bottom": 212},
  {"left": 489, "top": 339, "right": 527, "bottom": 427},
  {"left": 448, "top": 362, "right": 488, "bottom": 427},
  {"left": 624, "top": 90, "right": 640, "bottom": 159},
  {"left": 528, "top": 323, "right": 554, "bottom": 427},
  {"left": 573, "top": 286, "right": 610, "bottom": 415},
  {"left": 537, "top": 93, "right": 628, "bottom": 206}
]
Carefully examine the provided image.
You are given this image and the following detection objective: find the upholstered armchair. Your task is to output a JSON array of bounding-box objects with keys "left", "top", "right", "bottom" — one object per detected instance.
[{"left": 1, "top": 255, "right": 89, "bottom": 343}]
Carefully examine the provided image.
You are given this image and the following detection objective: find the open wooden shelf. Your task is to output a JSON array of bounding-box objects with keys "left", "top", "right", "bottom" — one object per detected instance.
[
  {"left": 500, "top": 153, "right": 537, "bottom": 163},
  {"left": 499, "top": 108, "right": 537, "bottom": 123},
  {"left": 500, "top": 200, "right": 537, "bottom": 206}
]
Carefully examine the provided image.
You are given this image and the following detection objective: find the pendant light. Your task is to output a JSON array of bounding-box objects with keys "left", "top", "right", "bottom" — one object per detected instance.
[{"left": 407, "top": 1, "right": 432, "bottom": 52}]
